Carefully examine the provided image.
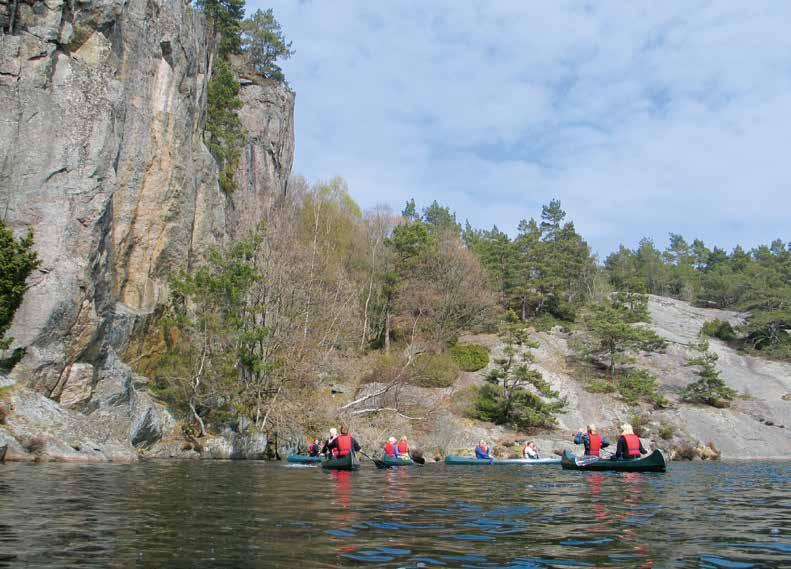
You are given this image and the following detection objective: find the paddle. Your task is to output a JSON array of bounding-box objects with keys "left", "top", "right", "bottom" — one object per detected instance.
[{"left": 358, "top": 449, "right": 392, "bottom": 469}]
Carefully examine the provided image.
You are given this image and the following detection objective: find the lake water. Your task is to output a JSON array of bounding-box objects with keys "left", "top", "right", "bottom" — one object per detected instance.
[{"left": 0, "top": 459, "right": 788, "bottom": 568}]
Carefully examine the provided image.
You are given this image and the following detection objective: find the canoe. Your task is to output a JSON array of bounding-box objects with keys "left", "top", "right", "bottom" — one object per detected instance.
[
  {"left": 321, "top": 451, "right": 360, "bottom": 471},
  {"left": 561, "top": 449, "right": 666, "bottom": 473},
  {"left": 382, "top": 454, "right": 415, "bottom": 466},
  {"left": 444, "top": 455, "right": 560, "bottom": 466},
  {"left": 286, "top": 453, "right": 323, "bottom": 464}
]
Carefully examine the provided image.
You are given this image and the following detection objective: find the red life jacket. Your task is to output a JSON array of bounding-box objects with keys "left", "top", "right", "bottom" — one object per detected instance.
[
  {"left": 327, "top": 436, "right": 339, "bottom": 457},
  {"left": 623, "top": 434, "right": 641, "bottom": 458},
  {"left": 384, "top": 442, "right": 396, "bottom": 457},
  {"left": 588, "top": 434, "right": 602, "bottom": 456},
  {"left": 397, "top": 441, "right": 409, "bottom": 454},
  {"left": 336, "top": 434, "right": 353, "bottom": 457}
]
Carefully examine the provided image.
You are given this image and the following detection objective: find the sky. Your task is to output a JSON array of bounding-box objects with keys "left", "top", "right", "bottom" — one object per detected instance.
[{"left": 250, "top": 1, "right": 791, "bottom": 256}]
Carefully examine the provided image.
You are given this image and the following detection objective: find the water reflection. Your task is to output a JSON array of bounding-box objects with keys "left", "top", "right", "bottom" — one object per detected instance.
[{"left": 0, "top": 460, "right": 787, "bottom": 567}]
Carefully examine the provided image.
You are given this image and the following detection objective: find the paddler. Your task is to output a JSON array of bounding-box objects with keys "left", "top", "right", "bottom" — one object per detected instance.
[
  {"left": 321, "top": 427, "right": 339, "bottom": 457},
  {"left": 614, "top": 423, "right": 646, "bottom": 460},
  {"left": 307, "top": 438, "right": 321, "bottom": 457},
  {"left": 522, "top": 441, "right": 540, "bottom": 459},
  {"left": 326, "top": 424, "right": 361, "bottom": 457},
  {"left": 474, "top": 440, "right": 492, "bottom": 459},
  {"left": 384, "top": 436, "right": 398, "bottom": 457},
  {"left": 574, "top": 424, "right": 610, "bottom": 457},
  {"left": 397, "top": 436, "right": 410, "bottom": 456}
]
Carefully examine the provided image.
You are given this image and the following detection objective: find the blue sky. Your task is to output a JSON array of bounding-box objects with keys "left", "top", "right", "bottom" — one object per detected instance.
[{"left": 250, "top": 1, "right": 791, "bottom": 256}]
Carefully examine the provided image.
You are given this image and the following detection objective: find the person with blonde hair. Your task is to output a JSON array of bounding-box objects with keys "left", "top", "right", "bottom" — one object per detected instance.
[
  {"left": 615, "top": 423, "right": 646, "bottom": 459},
  {"left": 384, "top": 436, "right": 398, "bottom": 457},
  {"left": 397, "top": 436, "right": 410, "bottom": 456},
  {"left": 474, "top": 440, "right": 492, "bottom": 460},
  {"left": 321, "top": 427, "right": 339, "bottom": 457},
  {"left": 574, "top": 424, "right": 610, "bottom": 456}
]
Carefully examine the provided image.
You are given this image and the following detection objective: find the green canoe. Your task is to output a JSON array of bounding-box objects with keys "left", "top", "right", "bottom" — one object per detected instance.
[
  {"left": 382, "top": 454, "right": 415, "bottom": 466},
  {"left": 286, "top": 453, "right": 323, "bottom": 464},
  {"left": 444, "top": 455, "right": 560, "bottom": 465},
  {"left": 321, "top": 451, "right": 360, "bottom": 471},
  {"left": 561, "top": 449, "right": 666, "bottom": 473}
]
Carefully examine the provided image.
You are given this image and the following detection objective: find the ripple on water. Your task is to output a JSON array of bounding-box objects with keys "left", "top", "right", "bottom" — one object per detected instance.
[{"left": 0, "top": 461, "right": 788, "bottom": 568}]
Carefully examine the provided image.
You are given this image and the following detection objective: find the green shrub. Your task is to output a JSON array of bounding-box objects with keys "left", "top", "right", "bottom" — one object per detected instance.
[
  {"left": 472, "top": 383, "right": 565, "bottom": 431},
  {"left": 617, "top": 368, "right": 666, "bottom": 407},
  {"left": 1, "top": 222, "right": 40, "bottom": 351},
  {"left": 700, "top": 319, "right": 737, "bottom": 342},
  {"left": 658, "top": 422, "right": 675, "bottom": 440},
  {"left": 205, "top": 58, "right": 244, "bottom": 194},
  {"left": 450, "top": 343, "right": 490, "bottom": 371},
  {"left": 410, "top": 354, "right": 459, "bottom": 388}
]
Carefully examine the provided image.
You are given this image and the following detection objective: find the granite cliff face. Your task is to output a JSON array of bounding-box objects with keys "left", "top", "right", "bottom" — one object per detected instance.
[{"left": 0, "top": 0, "right": 294, "bottom": 461}]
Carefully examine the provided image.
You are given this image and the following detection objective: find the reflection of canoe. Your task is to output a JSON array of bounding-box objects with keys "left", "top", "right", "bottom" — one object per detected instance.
[
  {"left": 321, "top": 451, "right": 359, "bottom": 471},
  {"left": 0, "top": 444, "right": 6, "bottom": 463},
  {"left": 444, "top": 455, "right": 560, "bottom": 466},
  {"left": 382, "top": 454, "right": 414, "bottom": 466},
  {"left": 286, "top": 453, "right": 323, "bottom": 464},
  {"left": 561, "top": 449, "right": 666, "bottom": 473}
]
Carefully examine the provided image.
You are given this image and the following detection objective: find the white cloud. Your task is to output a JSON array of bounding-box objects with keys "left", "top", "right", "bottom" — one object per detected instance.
[{"left": 250, "top": 0, "right": 791, "bottom": 254}]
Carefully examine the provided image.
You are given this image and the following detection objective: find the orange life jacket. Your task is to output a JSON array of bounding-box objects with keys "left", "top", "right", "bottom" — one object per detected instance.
[
  {"left": 397, "top": 441, "right": 409, "bottom": 454},
  {"left": 384, "top": 442, "right": 396, "bottom": 457},
  {"left": 336, "top": 434, "right": 353, "bottom": 457},
  {"left": 588, "top": 434, "right": 602, "bottom": 456},
  {"left": 623, "top": 434, "right": 641, "bottom": 458}
]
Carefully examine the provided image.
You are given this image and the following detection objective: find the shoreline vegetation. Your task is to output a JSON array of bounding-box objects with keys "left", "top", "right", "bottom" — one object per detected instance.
[{"left": 0, "top": 2, "right": 788, "bottom": 463}]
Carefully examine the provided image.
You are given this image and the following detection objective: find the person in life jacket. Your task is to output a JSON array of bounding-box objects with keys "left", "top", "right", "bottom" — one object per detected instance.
[
  {"left": 307, "top": 438, "right": 321, "bottom": 457},
  {"left": 614, "top": 423, "right": 646, "bottom": 460},
  {"left": 574, "top": 424, "right": 611, "bottom": 456},
  {"left": 522, "top": 441, "right": 540, "bottom": 459},
  {"left": 474, "top": 440, "right": 492, "bottom": 459},
  {"left": 321, "top": 427, "right": 339, "bottom": 457},
  {"left": 326, "top": 424, "right": 361, "bottom": 457},
  {"left": 397, "top": 436, "right": 410, "bottom": 456},
  {"left": 384, "top": 437, "right": 398, "bottom": 457}
]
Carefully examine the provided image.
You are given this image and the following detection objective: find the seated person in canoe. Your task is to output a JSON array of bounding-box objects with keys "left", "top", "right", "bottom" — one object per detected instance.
[
  {"left": 321, "top": 427, "right": 339, "bottom": 457},
  {"left": 307, "top": 438, "right": 321, "bottom": 457},
  {"left": 574, "top": 424, "right": 610, "bottom": 457},
  {"left": 397, "top": 436, "right": 410, "bottom": 456},
  {"left": 326, "top": 424, "right": 361, "bottom": 457},
  {"left": 384, "top": 437, "right": 398, "bottom": 457},
  {"left": 614, "top": 423, "right": 646, "bottom": 460},
  {"left": 474, "top": 440, "right": 492, "bottom": 459},
  {"left": 522, "top": 441, "right": 540, "bottom": 459}
]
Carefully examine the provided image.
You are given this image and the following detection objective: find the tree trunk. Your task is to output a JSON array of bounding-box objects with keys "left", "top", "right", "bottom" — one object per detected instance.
[
  {"left": 384, "top": 306, "right": 391, "bottom": 354},
  {"left": 189, "top": 400, "right": 207, "bottom": 437}
]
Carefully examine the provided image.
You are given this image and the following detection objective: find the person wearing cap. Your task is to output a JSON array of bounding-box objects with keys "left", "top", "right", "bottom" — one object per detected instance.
[
  {"left": 614, "top": 423, "right": 646, "bottom": 459},
  {"left": 574, "top": 424, "right": 610, "bottom": 457},
  {"left": 384, "top": 436, "right": 398, "bottom": 458}
]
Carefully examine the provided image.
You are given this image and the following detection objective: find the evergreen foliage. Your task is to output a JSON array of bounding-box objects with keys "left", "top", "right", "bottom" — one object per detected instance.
[
  {"left": 241, "top": 8, "right": 294, "bottom": 81},
  {"left": 0, "top": 222, "right": 40, "bottom": 350},
  {"left": 700, "top": 319, "right": 737, "bottom": 342},
  {"left": 205, "top": 58, "right": 244, "bottom": 193},
  {"left": 576, "top": 301, "right": 666, "bottom": 378},
  {"left": 605, "top": 234, "right": 790, "bottom": 360},
  {"left": 449, "top": 343, "right": 490, "bottom": 371},
  {"left": 471, "top": 324, "right": 566, "bottom": 430},
  {"left": 681, "top": 340, "right": 736, "bottom": 407},
  {"left": 196, "top": 0, "right": 246, "bottom": 56}
]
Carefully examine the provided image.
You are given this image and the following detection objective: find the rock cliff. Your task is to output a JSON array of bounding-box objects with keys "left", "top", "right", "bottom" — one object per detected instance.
[{"left": 0, "top": 0, "right": 294, "bottom": 461}]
